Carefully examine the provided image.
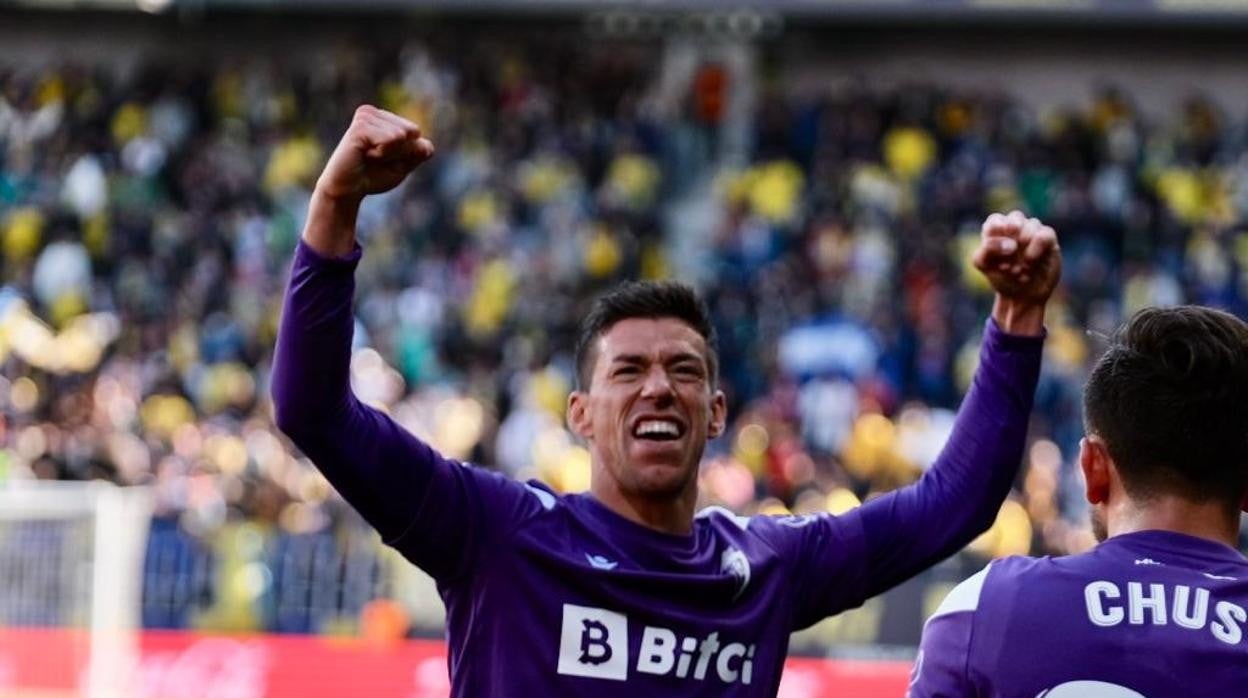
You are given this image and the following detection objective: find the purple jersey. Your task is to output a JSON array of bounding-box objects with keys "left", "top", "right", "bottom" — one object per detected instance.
[
  {"left": 912, "top": 531, "right": 1248, "bottom": 697},
  {"left": 271, "top": 241, "right": 1044, "bottom": 696}
]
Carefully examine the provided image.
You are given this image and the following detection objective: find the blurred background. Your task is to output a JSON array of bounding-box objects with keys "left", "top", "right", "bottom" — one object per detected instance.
[{"left": 2, "top": 0, "right": 1248, "bottom": 695}]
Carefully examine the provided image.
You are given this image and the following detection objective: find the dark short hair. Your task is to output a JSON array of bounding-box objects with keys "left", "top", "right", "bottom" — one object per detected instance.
[
  {"left": 574, "top": 281, "right": 718, "bottom": 391},
  {"left": 1084, "top": 306, "right": 1248, "bottom": 506}
]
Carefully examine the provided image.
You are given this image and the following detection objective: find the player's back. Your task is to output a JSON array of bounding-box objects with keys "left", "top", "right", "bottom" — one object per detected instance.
[{"left": 915, "top": 530, "right": 1248, "bottom": 697}]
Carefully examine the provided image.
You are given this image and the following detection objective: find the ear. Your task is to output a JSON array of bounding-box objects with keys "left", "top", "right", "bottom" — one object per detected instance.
[
  {"left": 567, "top": 390, "right": 593, "bottom": 441},
  {"left": 707, "top": 389, "right": 728, "bottom": 439},
  {"left": 1080, "top": 436, "right": 1111, "bottom": 506}
]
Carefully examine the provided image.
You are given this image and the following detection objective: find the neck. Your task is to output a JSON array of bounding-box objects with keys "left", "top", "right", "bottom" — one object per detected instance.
[
  {"left": 590, "top": 482, "right": 697, "bottom": 536},
  {"left": 1108, "top": 495, "right": 1241, "bottom": 548}
]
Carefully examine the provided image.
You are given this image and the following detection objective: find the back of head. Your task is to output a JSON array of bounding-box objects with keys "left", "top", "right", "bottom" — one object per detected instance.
[{"left": 1083, "top": 306, "right": 1248, "bottom": 508}]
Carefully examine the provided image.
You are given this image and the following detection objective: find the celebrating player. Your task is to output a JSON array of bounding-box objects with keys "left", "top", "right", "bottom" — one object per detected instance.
[
  {"left": 910, "top": 306, "right": 1248, "bottom": 696},
  {"left": 271, "top": 105, "right": 1060, "bottom": 695}
]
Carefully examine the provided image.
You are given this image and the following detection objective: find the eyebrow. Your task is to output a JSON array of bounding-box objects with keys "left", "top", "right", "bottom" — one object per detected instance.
[{"left": 610, "top": 353, "right": 705, "bottom": 366}]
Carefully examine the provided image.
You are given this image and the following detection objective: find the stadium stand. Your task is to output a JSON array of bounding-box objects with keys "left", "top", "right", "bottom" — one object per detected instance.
[{"left": 1, "top": 10, "right": 1246, "bottom": 661}]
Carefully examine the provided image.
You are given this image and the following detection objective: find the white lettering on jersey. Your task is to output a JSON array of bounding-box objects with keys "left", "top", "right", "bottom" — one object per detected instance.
[
  {"left": 637, "top": 627, "right": 677, "bottom": 675},
  {"left": 1211, "top": 600, "right": 1246, "bottom": 645},
  {"left": 1127, "top": 582, "right": 1167, "bottom": 625},
  {"left": 1172, "top": 586, "right": 1210, "bottom": 630},
  {"left": 559, "top": 605, "right": 756, "bottom": 684},
  {"left": 1083, "top": 581, "right": 1246, "bottom": 645},
  {"left": 1085, "top": 581, "right": 1124, "bottom": 627}
]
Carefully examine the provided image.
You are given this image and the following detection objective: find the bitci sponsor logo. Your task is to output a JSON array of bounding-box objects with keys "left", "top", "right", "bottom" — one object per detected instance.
[{"left": 556, "top": 604, "right": 757, "bottom": 684}]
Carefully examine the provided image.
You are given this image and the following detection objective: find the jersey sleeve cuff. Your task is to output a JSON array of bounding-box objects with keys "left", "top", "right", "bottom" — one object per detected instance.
[
  {"left": 984, "top": 316, "right": 1046, "bottom": 352},
  {"left": 295, "top": 238, "right": 364, "bottom": 271}
]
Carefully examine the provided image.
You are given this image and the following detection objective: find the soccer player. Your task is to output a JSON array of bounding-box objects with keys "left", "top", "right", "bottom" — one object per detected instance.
[
  {"left": 911, "top": 306, "right": 1248, "bottom": 697},
  {"left": 271, "top": 105, "right": 1060, "bottom": 695}
]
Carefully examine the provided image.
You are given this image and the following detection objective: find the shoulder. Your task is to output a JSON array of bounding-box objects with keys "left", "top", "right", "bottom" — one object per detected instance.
[
  {"left": 517, "top": 478, "right": 562, "bottom": 512},
  {"left": 695, "top": 507, "right": 861, "bottom": 538},
  {"left": 446, "top": 465, "right": 568, "bottom": 526},
  {"left": 929, "top": 555, "right": 1056, "bottom": 623},
  {"left": 929, "top": 564, "right": 993, "bottom": 622},
  {"left": 694, "top": 505, "right": 754, "bottom": 531},
  {"left": 693, "top": 507, "right": 867, "bottom": 565},
  {"left": 693, "top": 507, "right": 844, "bottom": 544}
]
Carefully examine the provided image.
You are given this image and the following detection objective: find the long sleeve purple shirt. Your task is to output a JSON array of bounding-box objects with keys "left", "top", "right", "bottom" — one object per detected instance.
[
  {"left": 911, "top": 531, "right": 1248, "bottom": 697},
  {"left": 271, "top": 241, "right": 1044, "bottom": 696}
]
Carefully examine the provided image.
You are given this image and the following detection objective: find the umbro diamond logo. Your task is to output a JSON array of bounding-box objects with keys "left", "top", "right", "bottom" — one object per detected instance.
[{"left": 585, "top": 553, "right": 619, "bottom": 570}]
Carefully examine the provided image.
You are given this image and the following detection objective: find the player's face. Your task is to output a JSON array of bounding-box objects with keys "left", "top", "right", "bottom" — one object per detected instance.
[{"left": 572, "top": 318, "right": 726, "bottom": 500}]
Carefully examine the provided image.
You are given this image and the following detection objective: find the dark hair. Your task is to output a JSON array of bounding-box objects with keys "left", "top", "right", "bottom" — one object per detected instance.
[
  {"left": 1084, "top": 306, "right": 1248, "bottom": 506},
  {"left": 574, "top": 281, "right": 718, "bottom": 391}
]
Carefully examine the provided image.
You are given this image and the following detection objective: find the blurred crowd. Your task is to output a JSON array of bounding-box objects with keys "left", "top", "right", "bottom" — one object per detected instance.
[{"left": 2, "top": 33, "right": 1247, "bottom": 639}]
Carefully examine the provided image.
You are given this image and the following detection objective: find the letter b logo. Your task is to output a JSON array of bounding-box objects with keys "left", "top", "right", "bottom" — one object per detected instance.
[
  {"left": 579, "top": 619, "right": 613, "bottom": 664},
  {"left": 558, "top": 604, "right": 628, "bottom": 680}
]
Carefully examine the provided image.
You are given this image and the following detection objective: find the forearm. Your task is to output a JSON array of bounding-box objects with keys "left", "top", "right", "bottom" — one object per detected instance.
[
  {"left": 271, "top": 240, "right": 359, "bottom": 435},
  {"left": 858, "top": 319, "right": 1043, "bottom": 593},
  {"left": 273, "top": 186, "right": 366, "bottom": 429}
]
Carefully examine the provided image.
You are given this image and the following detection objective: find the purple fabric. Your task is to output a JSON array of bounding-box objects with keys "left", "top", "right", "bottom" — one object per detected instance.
[
  {"left": 272, "top": 240, "right": 1043, "bottom": 695},
  {"left": 912, "top": 531, "right": 1248, "bottom": 697}
]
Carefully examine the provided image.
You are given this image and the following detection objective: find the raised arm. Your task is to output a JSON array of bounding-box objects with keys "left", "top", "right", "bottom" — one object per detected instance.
[
  {"left": 271, "top": 107, "right": 530, "bottom": 580},
  {"left": 783, "top": 212, "right": 1060, "bottom": 626},
  {"left": 272, "top": 105, "right": 432, "bottom": 426},
  {"left": 855, "top": 211, "right": 1060, "bottom": 593}
]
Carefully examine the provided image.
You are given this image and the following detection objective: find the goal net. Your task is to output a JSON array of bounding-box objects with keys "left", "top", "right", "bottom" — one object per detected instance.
[{"left": 0, "top": 480, "right": 153, "bottom": 698}]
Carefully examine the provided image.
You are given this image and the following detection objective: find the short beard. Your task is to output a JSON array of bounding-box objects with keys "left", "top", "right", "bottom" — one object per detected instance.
[{"left": 1089, "top": 507, "right": 1108, "bottom": 543}]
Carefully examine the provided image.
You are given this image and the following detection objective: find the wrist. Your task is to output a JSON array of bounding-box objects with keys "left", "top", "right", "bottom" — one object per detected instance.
[
  {"left": 303, "top": 187, "right": 363, "bottom": 258},
  {"left": 312, "top": 181, "right": 364, "bottom": 209},
  {"left": 992, "top": 297, "right": 1046, "bottom": 336}
]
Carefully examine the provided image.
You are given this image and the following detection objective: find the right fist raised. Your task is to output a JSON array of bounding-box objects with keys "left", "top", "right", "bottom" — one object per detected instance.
[{"left": 316, "top": 105, "right": 435, "bottom": 201}]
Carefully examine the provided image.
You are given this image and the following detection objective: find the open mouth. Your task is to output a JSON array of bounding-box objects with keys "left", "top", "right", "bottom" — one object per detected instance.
[{"left": 631, "top": 417, "right": 686, "bottom": 442}]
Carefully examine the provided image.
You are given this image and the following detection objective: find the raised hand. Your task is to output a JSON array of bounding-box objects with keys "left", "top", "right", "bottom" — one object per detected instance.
[
  {"left": 973, "top": 210, "right": 1061, "bottom": 335},
  {"left": 303, "top": 106, "right": 435, "bottom": 257},
  {"left": 317, "top": 105, "right": 435, "bottom": 201}
]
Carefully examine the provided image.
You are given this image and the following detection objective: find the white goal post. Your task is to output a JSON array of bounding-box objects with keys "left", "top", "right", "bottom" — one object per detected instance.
[{"left": 0, "top": 480, "right": 153, "bottom": 698}]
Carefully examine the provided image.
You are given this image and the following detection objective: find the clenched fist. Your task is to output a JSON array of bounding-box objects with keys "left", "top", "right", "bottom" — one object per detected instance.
[
  {"left": 973, "top": 210, "right": 1061, "bottom": 335},
  {"left": 316, "top": 105, "right": 435, "bottom": 201},
  {"left": 302, "top": 106, "right": 436, "bottom": 256}
]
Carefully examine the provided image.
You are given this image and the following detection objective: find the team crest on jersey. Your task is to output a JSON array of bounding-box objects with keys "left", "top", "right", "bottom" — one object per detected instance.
[
  {"left": 721, "top": 547, "right": 751, "bottom": 599},
  {"left": 775, "top": 513, "right": 820, "bottom": 528}
]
